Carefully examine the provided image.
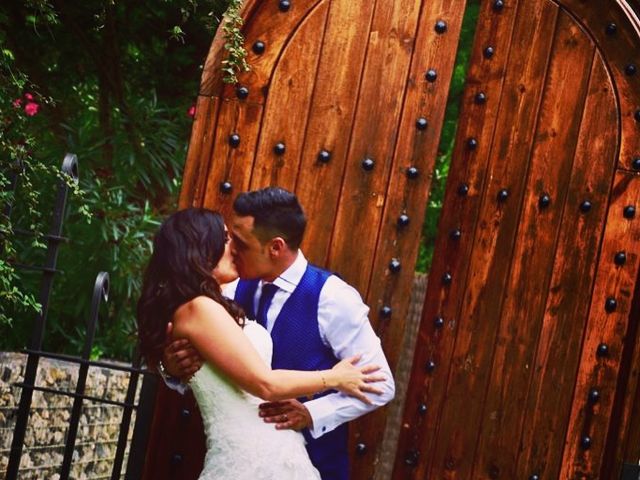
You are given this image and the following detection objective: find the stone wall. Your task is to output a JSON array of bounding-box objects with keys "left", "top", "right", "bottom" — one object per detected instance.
[{"left": 0, "top": 352, "right": 142, "bottom": 479}]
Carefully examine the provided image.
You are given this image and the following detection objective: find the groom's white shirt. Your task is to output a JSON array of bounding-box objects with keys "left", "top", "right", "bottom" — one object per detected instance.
[{"left": 223, "top": 251, "right": 395, "bottom": 439}]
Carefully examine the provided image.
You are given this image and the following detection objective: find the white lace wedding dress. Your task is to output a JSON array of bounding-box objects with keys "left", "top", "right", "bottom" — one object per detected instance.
[{"left": 189, "top": 320, "right": 321, "bottom": 479}]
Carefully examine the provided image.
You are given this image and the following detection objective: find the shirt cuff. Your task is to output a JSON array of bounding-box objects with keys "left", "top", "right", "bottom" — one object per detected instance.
[
  {"left": 158, "top": 366, "right": 189, "bottom": 395},
  {"left": 304, "top": 395, "right": 337, "bottom": 439}
]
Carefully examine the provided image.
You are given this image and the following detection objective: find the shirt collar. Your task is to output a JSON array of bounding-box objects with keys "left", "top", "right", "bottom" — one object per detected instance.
[{"left": 264, "top": 250, "right": 307, "bottom": 294}]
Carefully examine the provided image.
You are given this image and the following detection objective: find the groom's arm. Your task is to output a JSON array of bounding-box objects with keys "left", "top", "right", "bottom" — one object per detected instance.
[{"left": 303, "top": 276, "right": 395, "bottom": 438}]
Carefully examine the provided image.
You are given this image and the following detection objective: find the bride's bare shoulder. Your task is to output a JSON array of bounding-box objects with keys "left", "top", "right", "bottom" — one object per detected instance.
[{"left": 174, "top": 296, "right": 228, "bottom": 324}]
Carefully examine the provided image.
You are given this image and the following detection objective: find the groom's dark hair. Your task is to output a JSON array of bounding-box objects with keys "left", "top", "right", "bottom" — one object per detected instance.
[{"left": 233, "top": 187, "right": 307, "bottom": 249}]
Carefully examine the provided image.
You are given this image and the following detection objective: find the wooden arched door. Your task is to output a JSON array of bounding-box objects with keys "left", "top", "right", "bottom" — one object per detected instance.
[
  {"left": 394, "top": 1, "right": 640, "bottom": 479},
  {"left": 146, "top": 0, "right": 467, "bottom": 479}
]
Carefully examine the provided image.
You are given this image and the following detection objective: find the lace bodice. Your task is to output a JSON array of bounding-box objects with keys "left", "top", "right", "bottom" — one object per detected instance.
[{"left": 188, "top": 320, "right": 320, "bottom": 480}]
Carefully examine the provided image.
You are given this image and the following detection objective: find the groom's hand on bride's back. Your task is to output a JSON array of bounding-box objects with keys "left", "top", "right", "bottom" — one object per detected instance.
[
  {"left": 258, "top": 399, "right": 312, "bottom": 431},
  {"left": 163, "top": 322, "right": 204, "bottom": 381}
]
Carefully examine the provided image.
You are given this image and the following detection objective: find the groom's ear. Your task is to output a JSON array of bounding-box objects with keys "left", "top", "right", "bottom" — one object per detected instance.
[{"left": 269, "top": 237, "right": 287, "bottom": 257}]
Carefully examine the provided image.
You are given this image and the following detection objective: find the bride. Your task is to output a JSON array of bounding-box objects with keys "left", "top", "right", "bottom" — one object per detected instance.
[{"left": 136, "top": 208, "right": 384, "bottom": 479}]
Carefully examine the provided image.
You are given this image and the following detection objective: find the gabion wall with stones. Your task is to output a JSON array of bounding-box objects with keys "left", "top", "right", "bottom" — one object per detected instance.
[{"left": 1, "top": 351, "right": 143, "bottom": 479}]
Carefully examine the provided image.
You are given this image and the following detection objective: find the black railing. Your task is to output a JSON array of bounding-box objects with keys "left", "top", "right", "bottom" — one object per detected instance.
[{"left": 4, "top": 154, "right": 157, "bottom": 480}]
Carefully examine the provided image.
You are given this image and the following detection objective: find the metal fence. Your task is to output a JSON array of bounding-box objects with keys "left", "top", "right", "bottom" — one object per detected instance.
[{"left": 3, "top": 154, "right": 157, "bottom": 480}]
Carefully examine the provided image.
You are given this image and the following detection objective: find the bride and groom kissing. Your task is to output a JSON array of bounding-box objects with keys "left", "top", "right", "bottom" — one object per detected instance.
[{"left": 137, "top": 187, "right": 395, "bottom": 479}]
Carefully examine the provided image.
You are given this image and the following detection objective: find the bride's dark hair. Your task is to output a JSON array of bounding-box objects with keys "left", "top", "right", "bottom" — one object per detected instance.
[{"left": 137, "top": 207, "right": 244, "bottom": 366}]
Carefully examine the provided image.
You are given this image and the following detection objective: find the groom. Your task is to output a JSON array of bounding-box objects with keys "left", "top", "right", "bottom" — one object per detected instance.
[{"left": 163, "top": 187, "right": 395, "bottom": 479}]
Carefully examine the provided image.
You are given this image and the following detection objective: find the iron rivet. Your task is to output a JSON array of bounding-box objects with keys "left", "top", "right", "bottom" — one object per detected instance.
[
  {"left": 614, "top": 251, "right": 627, "bottom": 266},
  {"left": 425, "top": 360, "right": 436, "bottom": 372},
  {"left": 450, "top": 228, "right": 462, "bottom": 240},
  {"left": 362, "top": 157, "right": 375, "bottom": 171},
  {"left": 425, "top": 69, "right": 438, "bottom": 82},
  {"left": 483, "top": 46, "right": 495, "bottom": 59},
  {"left": 605, "top": 23, "right": 617, "bottom": 35},
  {"left": 274, "top": 142, "right": 286, "bottom": 155},
  {"left": 529, "top": 475, "right": 540, "bottom": 480},
  {"left": 475, "top": 92, "right": 487, "bottom": 104},
  {"left": 625, "top": 64, "right": 637, "bottom": 76},
  {"left": 181, "top": 408, "right": 191, "bottom": 419},
  {"left": 458, "top": 183, "right": 469, "bottom": 196},
  {"left": 442, "top": 272, "right": 452, "bottom": 285},
  {"left": 418, "top": 403, "right": 428, "bottom": 415},
  {"left": 355, "top": 443, "right": 367, "bottom": 455},
  {"left": 435, "top": 20, "right": 447, "bottom": 34},
  {"left": 405, "top": 449, "right": 419, "bottom": 467},
  {"left": 581, "top": 436, "right": 592, "bottom": 450},
  {"left": 467, "top": 138, "right": 478, "bottom": 150},
  {"left": 236, "top": 85, "right": 249, "bottom": 99},
  {"left": 539, "top": 193, "right": 551, "bottom": 208},
  {"left": 220, "top": 181, "right": 233, "bottom": 194},
  {"left": 623, "top": 205, "right": 636, "bottom": 219},
  {"left": 596, "top": 343, "right": 609, "bottom": 357},
  {"left": 278, "top": 0, "right": 291, "bottom": 12},
  {"left": 635, "top": 110, "right": 640, "bottom": 122},
  {"left": 605, "top": 297, "right": 617, "bottom": 313},
  {"left": 171, "top": 454, "right": 183, "bottom": 465},
  {"left": 380, "top": 305, "right": 392, "bottom": 318},
  {"left": 389, "top": 258, "right": 401, "bottom": 273},
  {"left": 229, "top": 133, "right": 241, "bottom": 147},
  {"left": 489, "top": 466, "right": 500, "bottom": 479},
  {"left": 497, "top": 189, "right": 509, "bottom": 202},
  {"left": 632, "top": 157, "right": 640, "bottom": 171},
  {"left": 318, "top": 149, "right": 331, "bottom": 163},
  {"left": 406, "top": 166, "right": 420, "bottom": 179},
  {"left": 434, "top": 316, "right": 445, "bottom": 328},
  {"left": 252, "top": 41, "right": 266, "bottom": 55},
  {"left": 398, "top": 214, "right": 410, "bottom": 227},
  {"left": 416, "top": 117, "right": 429, "bottom": 130},
  {"left": 580, "top": 200, "right": 592, "bottom": 213},
  {"left": 493, "top": 0, "right": 505, "bottom": 12},
  {"left": 588, "top": 388, "right": 600, "bottom": 404}
]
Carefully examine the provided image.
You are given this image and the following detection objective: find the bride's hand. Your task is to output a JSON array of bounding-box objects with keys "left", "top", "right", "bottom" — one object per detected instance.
[{"left": 329, "top": 354, "right": 385, "bottom": 404}]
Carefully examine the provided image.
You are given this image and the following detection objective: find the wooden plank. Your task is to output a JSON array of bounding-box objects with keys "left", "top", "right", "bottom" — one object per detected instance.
[
  {"left": 179, "top": 95, "right": 221, "bottom": 209},
  {"left": 560, "top": 172, "right": 640, "bottom": 478},
  {"left": 202, "top": 0, "right": 324, "bottom": 102},
  {"left": 426, "top": 1, "right": 560, "bottom": 477},
  {"left": 369, "top": 0, "right": 467, "bottom": 368},
  {"left": 515, "top": 53, "right": 619, "bottom": 479},
  {"left": 392, "top": 0, "right": 522, "bottom": 477},
  {"left": 470, "top": 12, "right": 596, "bottom": 475},
  {"left": 249, "top": 0, "right": 329, "bottom": 191},
  {"left": 201, "top": 99, "right": 263, "bottom": 218},
  {"left": 294, "top": 0, "right": 376, "bottom": 266},
  {"left": 326, "top": 0, "right": 424, "bottom": 295},
  {"left": 141, "top": 386, "right": 205, "bottom": 480},
  {"left": 610, "top": 295, "right": 640, "bottom": 477},
  {"left": 558, "top": 0, "right": 640, "bottom": 173},
  {"left": 350, "top": 2, "right": 468, "bottom": 478}
]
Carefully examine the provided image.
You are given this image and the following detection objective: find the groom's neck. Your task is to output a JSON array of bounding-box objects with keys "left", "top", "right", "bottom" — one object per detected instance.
[{"left": 262, "top": 249, "right": 298, "bottom": 282}]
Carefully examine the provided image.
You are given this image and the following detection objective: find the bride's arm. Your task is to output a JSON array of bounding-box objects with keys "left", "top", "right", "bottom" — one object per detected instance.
[{"left": 171, "top": 296, "right": 383, "bottom": 402}]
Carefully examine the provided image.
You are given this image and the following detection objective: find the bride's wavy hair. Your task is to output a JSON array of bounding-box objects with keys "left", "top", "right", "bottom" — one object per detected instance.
[{"left": 137, "top": 207, "right": 244, "bottom": 366}]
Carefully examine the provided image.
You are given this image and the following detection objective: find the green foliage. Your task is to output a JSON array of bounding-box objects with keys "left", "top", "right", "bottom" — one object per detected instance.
[
  {"left": 221, "top": 0, "right": 249, "bottom": 84},
  {"left": 0, "top": 49, "right": 71, "bottom": 326},
  {"left": 416, "top": 1, "right": 480, "bottom": 272},
  {"left": 1, "top": 0, "right": 232, "bottom": 359}
]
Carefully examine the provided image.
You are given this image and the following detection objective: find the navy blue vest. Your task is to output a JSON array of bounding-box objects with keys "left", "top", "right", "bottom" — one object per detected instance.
[{"left": 234, "top": 264, "right": 349, "bottom": 480}]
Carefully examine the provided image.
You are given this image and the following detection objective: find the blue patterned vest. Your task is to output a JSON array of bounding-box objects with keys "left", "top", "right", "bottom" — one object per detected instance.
[{"left": 234, "top": 264, "right": 349, "bottom": 480}]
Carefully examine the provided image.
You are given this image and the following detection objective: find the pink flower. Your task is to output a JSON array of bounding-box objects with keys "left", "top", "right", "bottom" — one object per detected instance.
[
  {"left": 12, "top": 98, "right": 22, "bottom": 108},
  {"left": 187, "top": 105, "right": 196, "bottom": 118},
  {"left": 24, "top": 102, "right": 40, "bottom": 116},
  {"left": 24, "top": 93, "right": 34, "bottom": 101}
]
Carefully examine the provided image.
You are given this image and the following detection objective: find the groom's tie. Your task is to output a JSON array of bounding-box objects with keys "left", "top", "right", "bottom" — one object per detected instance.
[{"left": 256, "top": 283, "right": 278, "bottom": 328}]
